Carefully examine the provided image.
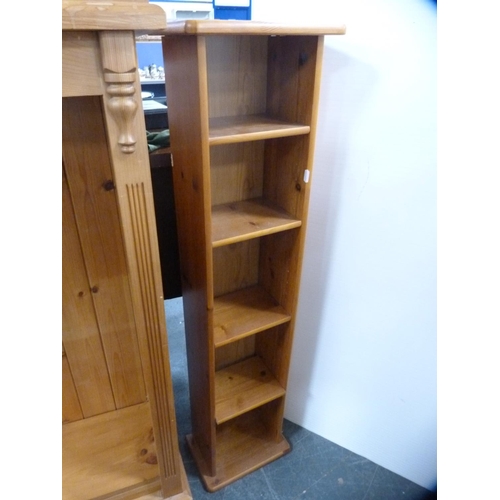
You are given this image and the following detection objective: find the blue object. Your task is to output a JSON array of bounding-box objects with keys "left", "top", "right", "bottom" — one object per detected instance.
[
  {"left": 136, "top": 42, "right": 164, "bottom": 72},
  {"left": 214, "top": 6, "right": 250, "bottom": 20}
]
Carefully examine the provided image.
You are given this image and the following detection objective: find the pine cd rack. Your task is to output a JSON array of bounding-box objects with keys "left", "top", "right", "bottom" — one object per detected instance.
[{"left": 160, "top": 19, "right": 346, "bottom": 492}]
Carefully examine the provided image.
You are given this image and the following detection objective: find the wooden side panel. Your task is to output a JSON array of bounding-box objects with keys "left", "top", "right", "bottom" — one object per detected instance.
[
  {"left": 258, "top": 229, "right": 302, "bottom": 437},
  {"left": 62, "top": 96, "right": 147, "bottom": 410},
  {"left": 99, "top": 31, "right": 185, "bottom": 496},
  {"left": 62, "top": 402, "right": 159, "bottom": 500},
  {"left": 256, "top": 324, "right": 291, "bottom": 389},
  {"left": 162, "top": 34, "right": 216, "bottom": 476},
  {"left": 62, "top": 350, "right": 84, "bottom": 423},
  {"left": 263, "top": 135, "right": 309, "bottom": 220},
  {"left": 206, "top": 35, "right": 268, "bottom": 119},
  {"left": 259, "top": 230, "right": 302, "bottom": 332},
  {"left": 62, "top": 167, "right": 116, "bottom": 418},
  {"left": 253, "top": 397, "right": 286, "bottom": 444}
]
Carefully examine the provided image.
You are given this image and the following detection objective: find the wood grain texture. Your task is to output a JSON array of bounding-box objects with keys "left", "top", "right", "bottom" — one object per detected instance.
[
  {"left": 161, "top": 26, "right": 337, "bottom": 489},
  {"left": 206, "top": 35, "right": 267, "bottom": 119},
  {"left": 265, "top": 35, "right": 323, "bottom": 221},
  {"left": 62, "top": 31, "right": 103, "bottom": 97},
  {"left": 215, "top": 336, "right": 256, "bottom": 371},
  {"left": 212, "top": 198, "right": 301, "bottom": 247},
  {"left": 263, "top": 136, "right": 309, "bottom": 219},
  {"left": 213, "top": 285, "right": 291, "bottom": 347},
  {"left": 96, "top": 463, "right": 191, "bottom": 500},
  {"left": 91, "top": 478, "right": 160, "bottom": 500},
  {"left": 126, "top": 463, "right": 191, "bottom": 500},
  {"left": 100, "top": 31, "right": 141, "bottom": 153},
  {"left": 62, "top": 351, "right": 84, "bottom": 423},
  {"left": 257, "top": 37, "right": 327, "bottom": 394},
  {"left": 214, "top": 356, "right": 285, "bottom": 424},
  {"left": 98, "top": 31, "right": 185, "bottom": 496},
  {"left": 63, "top": 24, "right": 189, "bottom": 499},
  {"left": 62, "top": 166, "right": 116, "bottom": 418},
  {"left": 213, "top": 240, "right": 259, "bottom": 297},
  {"left": 162, "top": 34, "right": 217, "bottom": 475},
  {"left": 157, "top": 20, "right": 346, "bottom": 36},
  {"left": 62, "top": 402, "right": 159, "bottom": 500},
  {"left": 187, "top": 405, "right": 290, "bottom": 492},
  {"left": 62, "top": 1, "right": 167, "bottom": 32},
  {"left": 259, "top": 230, "right": 302, "bottom": 320},
  {"left": 210, "top": 142, "right": 264, "bottom": 206},
  {"left": 63, "top": 96, "right": 147, "bottom": 410},
  {"left": 267, "top": 36, "right": 320, "bottom": 124},
  {"left": 124, "top": 183, "right": 181, "bottom": 482},
  {"left": 255, "top": 324, "right": 292, "bottom": 390},
  {"left": 209, "top": 115, "right": 310, "bottom": 145}
]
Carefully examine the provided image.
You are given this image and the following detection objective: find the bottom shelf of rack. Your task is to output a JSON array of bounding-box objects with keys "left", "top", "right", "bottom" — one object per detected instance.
[{"left": 187, "top": 409, "right": 291, "bottom": 492}]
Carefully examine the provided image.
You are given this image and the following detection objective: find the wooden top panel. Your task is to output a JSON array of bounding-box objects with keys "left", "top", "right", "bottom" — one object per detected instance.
[
  {"left": 156, "top": 20, "right": 346, "bottom": 36},
  {"left": 62, "top": 1, "right": 166, "bottom": 31}
]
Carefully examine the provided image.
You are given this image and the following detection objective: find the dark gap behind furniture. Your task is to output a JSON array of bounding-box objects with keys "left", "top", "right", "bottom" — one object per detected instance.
[{"left": 150, "top": 151, "right": 182, "bottom": 300}]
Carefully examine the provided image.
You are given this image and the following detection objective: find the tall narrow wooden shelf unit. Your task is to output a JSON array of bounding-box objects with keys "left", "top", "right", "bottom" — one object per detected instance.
[{"left": 161, "top": 20, "right": 346, "bottom": 491}]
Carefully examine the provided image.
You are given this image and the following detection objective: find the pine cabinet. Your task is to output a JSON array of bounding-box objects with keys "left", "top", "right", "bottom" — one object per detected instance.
[
  {"left": 160, "top": 20, "right": 345, "bottom": 491},
  {"left": 62, "top": 3, "right": 191, "bottom": 499}
]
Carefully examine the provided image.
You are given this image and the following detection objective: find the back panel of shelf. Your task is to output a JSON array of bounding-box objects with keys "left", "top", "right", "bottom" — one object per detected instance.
[
  {"left": 212, "top": 228, "right": 301, "bottom": 305},
  {"left": 205, "top": 34, "right": 321, "bottom": 125},
  {"left": 215, "top": 324, "right": 293, "bottom": 386},
  {"left": 206, "top": 35, "right": 267, "bottom": 119}
]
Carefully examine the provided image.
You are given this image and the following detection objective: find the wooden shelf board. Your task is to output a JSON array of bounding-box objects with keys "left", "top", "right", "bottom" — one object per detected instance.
[
  {"left": 214, "top": 285, "right": 291, "bottom": 347},
  {"left": 212, "top": 198, "right": 301, "bottom": 247},
  {"left": 63, "top": 402, "right": 159, "bottom": 500},
  {"left": 215, "top": 356, "right": 286, "bottom": 425},
  {"left": 209, "top": 114, "right": 310, "bottom": 146},
  {"left": 186, "top": 412, "right": 290, "bottom": 492}
]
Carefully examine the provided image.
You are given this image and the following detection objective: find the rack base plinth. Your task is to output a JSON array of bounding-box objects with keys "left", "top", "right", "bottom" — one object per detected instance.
[{"left": 186, "top": 426, "right": 290, "bottom": 492}]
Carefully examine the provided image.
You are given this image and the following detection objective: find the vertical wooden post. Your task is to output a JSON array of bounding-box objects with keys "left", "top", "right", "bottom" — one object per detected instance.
[{"left": 99, "top": 30, "right": 184, "bottom": 497}]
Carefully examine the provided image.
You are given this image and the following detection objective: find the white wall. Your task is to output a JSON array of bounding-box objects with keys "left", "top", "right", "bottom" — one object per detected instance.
[{"left": 252, "top": 0, "right": 437, "bottom": 490}]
